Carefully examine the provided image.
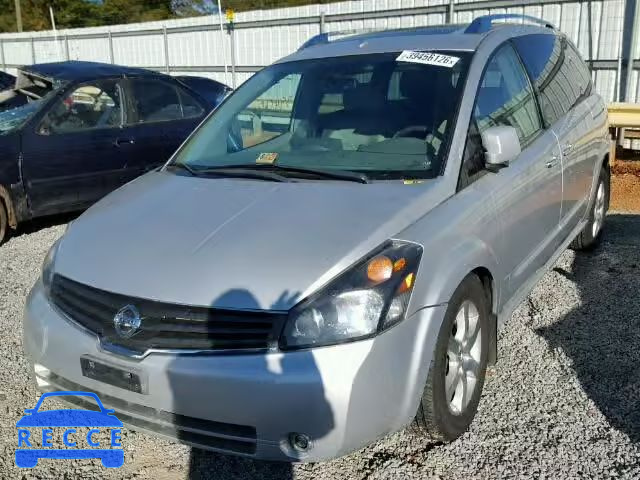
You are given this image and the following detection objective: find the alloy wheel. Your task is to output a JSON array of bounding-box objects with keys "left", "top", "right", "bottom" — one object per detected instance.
[
  {"left": 591, "top": 181, "right": 605, "bottom": 238},
  {"left": 445, "top": 300, "right": 482, "bottom": 415}
]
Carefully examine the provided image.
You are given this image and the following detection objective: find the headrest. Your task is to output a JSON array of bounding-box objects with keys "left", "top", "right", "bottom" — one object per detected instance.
[
  {"left": 343, "top": 84, "right": 385, "bottom": 111},
  {"left": 399, "top": 69, "right": 455, "bottom": 101},
  {"left": 400, "top": 70, "right": 431, "bottom": 99}
]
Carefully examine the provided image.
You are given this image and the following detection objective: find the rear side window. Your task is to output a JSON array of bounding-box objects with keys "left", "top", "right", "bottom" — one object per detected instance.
[
  {"left": 178, "top": 88, "right": 205, "bottom": 118},
  {"left": 513, "top": 34, "right": 592, "bottom": 126},
  {"left": 127, "top": 79, "right": 204, "bottom": 124}
]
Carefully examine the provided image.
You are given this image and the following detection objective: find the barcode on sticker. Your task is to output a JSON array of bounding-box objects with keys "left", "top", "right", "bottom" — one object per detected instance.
[{"left": 396, "top": 51, "right": 460, "bottom": 68}]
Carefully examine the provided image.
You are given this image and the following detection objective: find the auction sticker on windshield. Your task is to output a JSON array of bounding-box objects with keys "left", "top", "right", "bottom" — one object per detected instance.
[{"left": 396, "top": 51, "right": 460, "bottom": 68}]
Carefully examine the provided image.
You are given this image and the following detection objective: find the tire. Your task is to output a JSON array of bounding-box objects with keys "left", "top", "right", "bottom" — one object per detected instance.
[
  {"left": 0, "top": 199, "right": 7, "bottom": 246},
  {"left": 412, "top": 274, "right": 490, "bottom": 441},
  {"left": 570, "top": 165, "right": 610, "bottom": 251}
]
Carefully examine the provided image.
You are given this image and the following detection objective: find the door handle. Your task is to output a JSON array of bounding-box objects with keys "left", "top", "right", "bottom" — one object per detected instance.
[
  {"left": 114, "top": 137, "right": 135, "bottom": 147},
  {"left": 545, "top": 155, "right": 558, "bottom": 168}
]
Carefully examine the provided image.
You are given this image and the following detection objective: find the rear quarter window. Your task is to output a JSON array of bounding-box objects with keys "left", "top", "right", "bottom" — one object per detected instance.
[{"left": 512, "top": 33, "right": 592, "bottom": 127}]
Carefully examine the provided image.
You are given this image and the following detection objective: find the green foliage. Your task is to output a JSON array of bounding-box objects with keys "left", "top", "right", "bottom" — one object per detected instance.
[
  {"left": 220, "top": 0, "right": 335, "bottom": 12},
  {"left": 0, "top": 0, "right": 342, "bottom": 32}
]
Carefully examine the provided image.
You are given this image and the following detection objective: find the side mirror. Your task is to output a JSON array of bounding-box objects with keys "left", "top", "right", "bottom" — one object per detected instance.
[{"left": 481, "top": 125, "right": 521, "bottom": 170}]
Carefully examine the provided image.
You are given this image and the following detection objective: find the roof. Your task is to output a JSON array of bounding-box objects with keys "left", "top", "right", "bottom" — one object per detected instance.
[
  {"left": 18, "top": 60, "right": 164, "bottom": 84},
  {"left": 279, "top": 14, "right": 555, "bottom": 64},
  {"left": 279, "top": 26, "right": 486, "bottom": 64}
]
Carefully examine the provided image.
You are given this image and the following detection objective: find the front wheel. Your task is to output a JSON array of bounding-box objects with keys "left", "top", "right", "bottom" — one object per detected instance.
[
  {"left": 0, "top": 200, "right": 7, "bottom": 246},
  {"left": 412, "top": 274, "right": 490, "bottom": 441},
  {"left": 570, "top": 165, "right": 610, "bottom": 250}
]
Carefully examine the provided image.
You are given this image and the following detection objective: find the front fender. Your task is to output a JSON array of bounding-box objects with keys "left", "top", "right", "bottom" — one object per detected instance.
[
  {"left": 0, "top": 134, "right": 24, "bottom": 227},
  {"left": 398, "top": 188, "right": 503, "bottom": 315},
  {"left": 415, "top": 236, "right": 500, "bottom": 312}
]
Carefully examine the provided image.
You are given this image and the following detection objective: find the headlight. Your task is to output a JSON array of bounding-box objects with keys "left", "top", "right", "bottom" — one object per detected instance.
[
  {"left": 42, "top": 239, "right": 61, "bottom": 296},
  {"left": 280, "top": 241, "right": 422, "bottom": 350}
]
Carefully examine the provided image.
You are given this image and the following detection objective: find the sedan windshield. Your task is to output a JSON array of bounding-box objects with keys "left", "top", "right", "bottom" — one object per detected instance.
[
  {"left": 0, "top": 95, "right": 44, "bottom": 135},
  {"left": 172, "top": 51, "right": 471, "bottom": 180}
]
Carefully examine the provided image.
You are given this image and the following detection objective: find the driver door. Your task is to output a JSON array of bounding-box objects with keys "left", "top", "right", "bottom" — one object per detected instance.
[{"left": 20, "top": 79, "right": 126, "bottom": 215}]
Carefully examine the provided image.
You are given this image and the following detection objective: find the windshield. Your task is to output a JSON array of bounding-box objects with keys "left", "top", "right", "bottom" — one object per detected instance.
[
  {"left": 172, "top": 51, "right": 471, "bottom": 180},
  {"left": 0, "top": 94, "right": 44, "bottom": 135}
]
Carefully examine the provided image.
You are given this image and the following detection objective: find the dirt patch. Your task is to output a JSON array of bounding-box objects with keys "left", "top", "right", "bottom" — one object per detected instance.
[
  {"left": 611, "top": 171, "right": 640, "bottom": 212},
  {"left": 612, "top": 156, "right": 640, "bottom": 176}
]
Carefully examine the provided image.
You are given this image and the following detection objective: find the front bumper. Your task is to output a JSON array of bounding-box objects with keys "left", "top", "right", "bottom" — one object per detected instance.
[{"left": 23, "top": 280, "right": 446, "bottom": 461}]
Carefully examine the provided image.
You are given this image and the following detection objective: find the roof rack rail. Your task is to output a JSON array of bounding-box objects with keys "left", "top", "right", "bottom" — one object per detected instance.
[
  {"left": 464, "top": 14, "right": 555, "bottom": 34},
  {"left": 298, "top": 29, "right": 380, "bottom": 50}
]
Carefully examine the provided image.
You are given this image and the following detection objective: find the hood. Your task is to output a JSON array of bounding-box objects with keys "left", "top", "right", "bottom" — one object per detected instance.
[{"left": 56, "top": 171, "right": 448, "bottom": 311}]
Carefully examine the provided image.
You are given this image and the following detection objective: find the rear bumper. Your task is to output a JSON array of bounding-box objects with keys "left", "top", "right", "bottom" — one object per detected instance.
[{"left": 23, "top": 280, "right": 446, "bottom": 461}]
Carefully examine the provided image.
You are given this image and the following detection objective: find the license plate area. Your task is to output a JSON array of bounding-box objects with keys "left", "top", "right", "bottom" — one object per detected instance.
[{"left": 80, "top": 356, "right": 146, "bottom": 394}]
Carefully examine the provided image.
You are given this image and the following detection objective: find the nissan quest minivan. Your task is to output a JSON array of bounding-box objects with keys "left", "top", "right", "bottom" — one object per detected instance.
[{"left": 24, "top": 15, "right": 610, "bottom": 461}]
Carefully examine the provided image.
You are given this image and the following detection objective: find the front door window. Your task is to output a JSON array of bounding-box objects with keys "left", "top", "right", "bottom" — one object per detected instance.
[{"left": 39, "top": 80, "right": 122, "bottom": 135}]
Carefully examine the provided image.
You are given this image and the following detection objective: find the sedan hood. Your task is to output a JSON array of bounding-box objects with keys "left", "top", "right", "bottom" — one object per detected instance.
[{"left": 56, "top": 171, "right": 448, "bottom": 310}]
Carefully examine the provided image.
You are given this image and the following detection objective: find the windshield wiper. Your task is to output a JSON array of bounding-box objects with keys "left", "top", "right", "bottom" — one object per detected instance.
[
  {"left": 167, "top": 162, "right": 289, "bottom": 182},
  {"left": 195, "top": 164, "right": 369, "bottom": 184},
  {"left": 193, "top": 165, "right": 290, "bottom": 182},
  {"left": 165, "top": 163, "right": 196, "bottom": 176}
]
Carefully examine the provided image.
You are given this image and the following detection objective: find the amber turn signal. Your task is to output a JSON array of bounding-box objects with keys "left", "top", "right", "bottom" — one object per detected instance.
[
  {"left": 393, "top": 258, "right": 406, "bottom": 272},
  {"left": 397, "top": 273, "right": 415, "bottom": 294},
  {"left": 367, "top": 256, "right": 393, "bottom": 283}
]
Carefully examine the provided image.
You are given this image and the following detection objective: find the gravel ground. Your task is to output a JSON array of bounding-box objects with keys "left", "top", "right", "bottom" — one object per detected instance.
[
  {"left": 611, "top": 173, "right": 640, "bottom": 212},
  {"left": 0, "top": 212, "right": 639, "bottom": 479}
]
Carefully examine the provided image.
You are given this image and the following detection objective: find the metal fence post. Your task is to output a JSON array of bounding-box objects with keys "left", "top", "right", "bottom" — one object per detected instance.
[
  {"left": 30, "top": 37, "right": 35, "bottom": 63},
  {"left": 108, "top": 30, "right": 114, "bottom": 64},
  {"left": 624, "top": 0, "right": 640, "bottom": 101},
  {"left": 227, "top": 23, "right": 237, "bottom": 88},
  {"left": 64, "top": 35, "right": 70, "bottom": 60},
  {"left": 0, "top": 40, "right": 5, "bottom": 72},
  {"left": 448, "top": 0, "right": 455, "bottom": 23},
  {"left": 320, "top": 11, "right": 325, "bottom": 33},
  {"left": 620, "top": 0, "right": 637, "bottom": 102},
  {"left": 617, "top": 0, "right": 640, "bottom": 145},
  {"left": 163, "top": 25, "right": 170, "bottom": 73}
]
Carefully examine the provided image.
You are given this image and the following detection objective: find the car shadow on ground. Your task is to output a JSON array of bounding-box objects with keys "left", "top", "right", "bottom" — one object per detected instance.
[
  {"left": 169, "top": 288, "right": 334, "bottom": 480},
  {"left": 8, "top": 211, "right": 80, "bottom": 240},
  {"left": 187, "top": 450, "right": 294, "bottom": 480},
  {"left": 537, "top": 214, "right": 640, "bottom": 442}
]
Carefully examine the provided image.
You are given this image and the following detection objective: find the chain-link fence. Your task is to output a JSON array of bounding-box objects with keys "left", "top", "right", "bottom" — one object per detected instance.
[{"left": 0, "top": 0, "right": 638, "bottom": 103}]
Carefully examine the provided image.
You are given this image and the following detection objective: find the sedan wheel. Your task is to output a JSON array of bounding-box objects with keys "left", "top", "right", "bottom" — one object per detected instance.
[{"left": 0, "top": 200, "right": 7, "bottom": 246}]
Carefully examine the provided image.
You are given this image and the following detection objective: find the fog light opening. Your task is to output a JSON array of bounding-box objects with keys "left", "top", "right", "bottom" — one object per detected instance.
[
  {"left": 34, "top": 363, "right": 50, "bottom": 378},
  {"left": 289, "top": 433, "right": 311, "bottom": 452}
]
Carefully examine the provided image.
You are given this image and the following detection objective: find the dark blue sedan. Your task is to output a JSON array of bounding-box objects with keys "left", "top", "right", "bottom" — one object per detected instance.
[
  {"left": 0, "top": 70, "right": 15, "bottom": 91},
  {"left": 0, "top": 61, "right": 230, "bottom": 244}
]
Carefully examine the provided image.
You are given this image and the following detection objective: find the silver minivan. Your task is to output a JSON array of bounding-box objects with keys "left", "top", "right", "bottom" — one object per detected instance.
[{"left": 24, "top": 15, "right": 609, "bottom": 462}]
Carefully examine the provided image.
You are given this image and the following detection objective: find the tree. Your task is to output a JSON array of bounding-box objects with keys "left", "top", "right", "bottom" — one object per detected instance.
[
  {"left": 172, "top": 0, "right": 216, "bottom": 17},
  {"left": 220, "top": 0, "right": 336, "bottom": 12},
  {"left": 0, "top": 0, "right": 344, "bottom": 32}
]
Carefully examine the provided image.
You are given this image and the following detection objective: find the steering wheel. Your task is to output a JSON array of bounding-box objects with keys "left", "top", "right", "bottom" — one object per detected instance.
[{"left": 393, "top": 125, "right": 430, "bottom": 139}]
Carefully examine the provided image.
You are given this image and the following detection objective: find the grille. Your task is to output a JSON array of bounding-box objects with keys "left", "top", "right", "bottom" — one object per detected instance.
[
  {"left": 44, "top": 372, "right": 257, "bottom": 455},
  {"left": 51, "top": 275, "right": 285, "bottom": 354}
]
